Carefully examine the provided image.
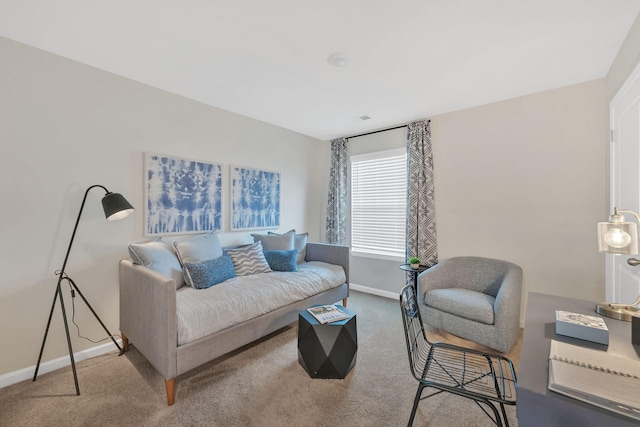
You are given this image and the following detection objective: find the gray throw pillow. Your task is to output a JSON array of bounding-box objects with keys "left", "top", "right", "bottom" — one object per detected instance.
[
  {"left": 251, "top": 231, "right": 295, "bottom": 251},
  {"left": 268, "top": 229, "right": 308, "bottom": 264},
  {"left": 225, "top": 241, "right": 272, "bottom": 276},
  {"left": 183, "top": 254, "right": 236, "bottom": 289},
  {"left": 128, "top": 238, "right": 185, "bottom": 289},
  {"left": 172, "top": 231, "right": 224, "bottom": 287}
]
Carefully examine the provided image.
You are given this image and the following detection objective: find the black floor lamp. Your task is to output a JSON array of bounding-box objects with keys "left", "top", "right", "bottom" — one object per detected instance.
[{"left": 32, "top": 184, "right": 134, "bottom": 395}]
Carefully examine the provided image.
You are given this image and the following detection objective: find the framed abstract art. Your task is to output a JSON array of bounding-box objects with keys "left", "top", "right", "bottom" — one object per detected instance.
[
  {"left": 145, "top": 152, "right": 223, "bottom": 235},
  {"left": 230, "top": 166, "right": 280, "bottom": 230}
]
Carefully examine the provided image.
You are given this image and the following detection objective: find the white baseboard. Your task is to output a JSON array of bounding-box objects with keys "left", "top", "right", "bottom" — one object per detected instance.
[
  {"left": 0, "top": 339, "right": 122, "bottom": 389},
  {"left": 350, "top": 283, "right": 399, "bottom": 300}
]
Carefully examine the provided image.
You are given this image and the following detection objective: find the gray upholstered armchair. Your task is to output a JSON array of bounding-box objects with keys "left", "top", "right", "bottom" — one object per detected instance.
[{"left": 417, "top": 256, "right": 523, "bottom": 353}]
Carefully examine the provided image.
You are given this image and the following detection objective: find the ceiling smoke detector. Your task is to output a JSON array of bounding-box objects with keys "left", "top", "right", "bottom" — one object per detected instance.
[{"left": 327, "top": 53, "right": 348, "bottom": 67}]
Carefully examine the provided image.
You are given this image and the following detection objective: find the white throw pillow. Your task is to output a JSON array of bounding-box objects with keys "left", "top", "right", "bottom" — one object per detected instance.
[
  {"left": 128, "top": 238, "right": 185, "bottom": 289},
  {"left": 251, "top": 231, "right": 295, "bottom": 251},
  {"left": 172, "top": 231, "right": 224, "bottom": 287},
  {"left": 268, "top": 229, "right": 308, "bottom": 264}
]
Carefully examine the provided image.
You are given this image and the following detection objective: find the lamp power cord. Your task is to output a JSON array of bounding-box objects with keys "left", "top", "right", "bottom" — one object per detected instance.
[{"left": 55, "top": 271, "right": 124, "bottom": 354}]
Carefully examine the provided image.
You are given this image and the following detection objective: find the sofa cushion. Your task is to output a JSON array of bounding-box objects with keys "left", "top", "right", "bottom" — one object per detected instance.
[
  {"left": 251, "top": 231, "right": 295, "bottom": 251},
  {"left": 175, "top": 261, "right": 347, "bottom": 345},
  {"left": 263, "top": 249, "right": 299, "bottom": 272},
  {"left": 172, "top": 231, "right": 224, "bottom": 287},
  {"left": 225, "top": 241, "right": 272, "bottom": 276},
  {"left": 268, "top": 229, "right": 308, "bottom": 264},
  {"left": 183, "top": 254, "right": 236, "bottom": 289},
  {"left": 425, "top": 288, "right": 495, "bottom": 325},
  {"left": 128, "top": 238, "right": 185, "bottom": 289}
]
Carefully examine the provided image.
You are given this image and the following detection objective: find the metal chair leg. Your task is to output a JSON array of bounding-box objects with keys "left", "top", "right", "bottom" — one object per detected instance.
[
  {"left": 483, "top": 400, "right": 503, "bottom": 427},
  {"left": 408, "top": 383, "right": 425, "bottom": 427},
  {"left": 500, "top": 402, "right": 509, "bottom": 427}
]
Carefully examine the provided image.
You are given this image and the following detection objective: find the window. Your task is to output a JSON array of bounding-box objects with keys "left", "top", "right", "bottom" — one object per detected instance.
[{"left": 350, "top": 148, "right": 407, "bottom": 260}]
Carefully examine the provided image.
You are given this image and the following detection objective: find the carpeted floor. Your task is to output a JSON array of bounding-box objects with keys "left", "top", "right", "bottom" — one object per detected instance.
[{"left": 1, "top": 291, "right": 521, "bottom": 427}]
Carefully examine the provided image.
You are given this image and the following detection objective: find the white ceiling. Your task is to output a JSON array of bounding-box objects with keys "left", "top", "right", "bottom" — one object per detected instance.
[{"left": 1, "top": 1, "right": 639, "bottom": 141}]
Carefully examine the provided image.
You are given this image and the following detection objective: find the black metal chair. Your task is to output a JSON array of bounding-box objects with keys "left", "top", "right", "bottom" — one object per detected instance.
[{"left": 399, "top": 285, "right": 517, "bottom": 427}]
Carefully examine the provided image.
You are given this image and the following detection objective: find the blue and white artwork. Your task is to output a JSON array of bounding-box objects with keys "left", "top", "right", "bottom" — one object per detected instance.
[
  {"left": 231, "top": 166, "right": 280, "bottom": 230},
  {"left": 145, "top": 153, "right": 223, "bottom": 235}
]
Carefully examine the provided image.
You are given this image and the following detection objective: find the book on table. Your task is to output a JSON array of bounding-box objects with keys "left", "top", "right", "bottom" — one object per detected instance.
[
  {"left": 548, "top": 339, "right": 640, "bottom": 421},
  {"left": 307, "top": 305, "right": 350, "bottom": 324},
  {"left": 555, "top": 310, "right": 609, "bottom": 345}
]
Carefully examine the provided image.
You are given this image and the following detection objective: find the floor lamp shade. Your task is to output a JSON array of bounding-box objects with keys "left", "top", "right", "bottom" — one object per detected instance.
[{"left": 102, "top": 192, "right": 134, "bottom": 221}]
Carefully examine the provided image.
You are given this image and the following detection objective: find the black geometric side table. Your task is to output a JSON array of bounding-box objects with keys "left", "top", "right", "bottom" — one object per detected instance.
[{"left": 297, "top": 305, "right": 357, "bottom": 379}]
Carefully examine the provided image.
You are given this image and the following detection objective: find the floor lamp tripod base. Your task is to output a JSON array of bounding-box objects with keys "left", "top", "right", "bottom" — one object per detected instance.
[{"left": 33, "top": 276, "right": 123, "bottom": 395}]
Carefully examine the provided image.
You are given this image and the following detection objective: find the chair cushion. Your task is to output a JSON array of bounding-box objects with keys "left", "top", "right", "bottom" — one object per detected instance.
[{"left": 425, "top": 288, "right": 495, "bottom": 325}]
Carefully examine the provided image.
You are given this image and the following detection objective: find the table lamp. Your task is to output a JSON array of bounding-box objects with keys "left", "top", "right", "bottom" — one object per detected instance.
[
  {"left": 33, "top": 184, "right": 134, "bottom": 395},
  {"left": 596, "top": 207, "right": 640, "bottom": 321}
]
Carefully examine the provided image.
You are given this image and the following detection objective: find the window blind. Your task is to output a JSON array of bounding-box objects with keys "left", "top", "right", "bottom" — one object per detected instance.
[{"left": 350, "top": 148, "right": 407, "bottom": 259}]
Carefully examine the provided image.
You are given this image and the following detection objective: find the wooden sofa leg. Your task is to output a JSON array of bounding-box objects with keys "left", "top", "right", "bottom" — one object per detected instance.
[
  {"left": 342, "top": 298, "right": 348, "bottom": 308},
  {"left": 165, "top": 378, "right": 175, "bottom": 406},
  {"left": 121, "top": 332, "right": 129, "bottom": 352}
]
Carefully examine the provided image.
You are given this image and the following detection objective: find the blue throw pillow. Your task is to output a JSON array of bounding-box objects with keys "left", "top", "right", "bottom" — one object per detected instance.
[
  {"left": 263, "top": 249, "right": 299, "bottom": 272},
  {"left": 183, "top": 254, "right": 236, "bottom": 289}
]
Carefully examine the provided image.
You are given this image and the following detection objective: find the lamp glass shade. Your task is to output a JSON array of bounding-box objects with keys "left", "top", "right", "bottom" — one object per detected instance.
[
  {"left": 101, "top": 192, "right": 134, "bottom": 221},
  {"left": 597, "top": 221, "right": 638, "bottom": 254}
]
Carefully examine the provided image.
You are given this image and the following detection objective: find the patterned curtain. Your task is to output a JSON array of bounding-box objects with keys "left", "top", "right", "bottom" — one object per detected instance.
[
  {"left": 406, "top": 120, "right": 437, "bottom": 279},
  {"left": 325, "top": 137, "right": 348, "bottom": 245}
]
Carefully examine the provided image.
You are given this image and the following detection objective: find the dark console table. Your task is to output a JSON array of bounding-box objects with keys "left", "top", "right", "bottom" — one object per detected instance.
[{"left": 517, "top": 292, "right": 640, "bottom": 426}]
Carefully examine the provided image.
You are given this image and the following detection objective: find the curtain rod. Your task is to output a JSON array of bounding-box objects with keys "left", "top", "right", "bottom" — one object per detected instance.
[{"left": 345, "top": 124, "right": 407, "bottom": 140}]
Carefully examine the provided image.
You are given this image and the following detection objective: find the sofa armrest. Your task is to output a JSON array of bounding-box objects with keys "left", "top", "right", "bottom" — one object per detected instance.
[
  {"left": 119, "top": 259, "right": 177, "bottom": 380},
  {"left": 305, "top": 242, "right": 350, "bottom": 285}
]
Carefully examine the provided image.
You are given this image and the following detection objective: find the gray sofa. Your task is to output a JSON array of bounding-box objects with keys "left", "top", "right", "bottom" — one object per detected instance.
[
  {"left": 418, "top": 256, "right": 522, "bottom": 353},
  {"left": 119, "top": 241, "right": 349, "bottom": 406}
]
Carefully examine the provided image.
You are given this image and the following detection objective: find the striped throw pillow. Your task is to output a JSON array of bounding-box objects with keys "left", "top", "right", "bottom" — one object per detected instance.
[{"left": 225, "top": 241, "right": 272, "bottom": 276}]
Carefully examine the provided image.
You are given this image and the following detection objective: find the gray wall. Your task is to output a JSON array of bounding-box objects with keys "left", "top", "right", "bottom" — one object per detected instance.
[
  {"left": 432, "top": 79, "right": 607, "bottom": 311},
  {"left": 0, "top": 36, "right": 325, "bottom": 376},
  {"left": 344, "top": 80, "right": 609, "bottom": 313}
]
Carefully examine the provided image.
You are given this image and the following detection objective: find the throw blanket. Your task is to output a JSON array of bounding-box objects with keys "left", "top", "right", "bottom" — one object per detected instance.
[{"left": 176, "top": 261, "right": 346, "bottom": 346}]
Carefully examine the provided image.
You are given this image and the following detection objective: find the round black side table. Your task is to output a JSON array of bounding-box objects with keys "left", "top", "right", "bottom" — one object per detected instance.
[{"left": 399, "top": 264, "right": 429, "bottom": 291}]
